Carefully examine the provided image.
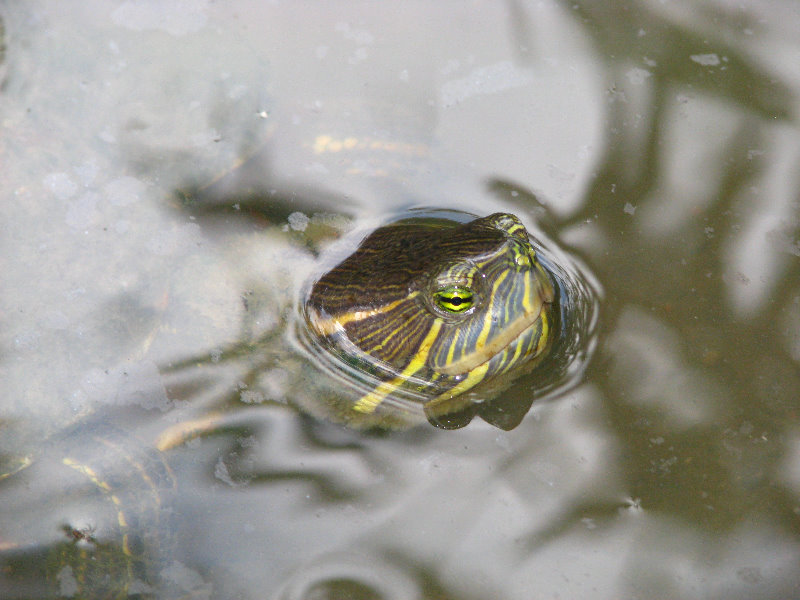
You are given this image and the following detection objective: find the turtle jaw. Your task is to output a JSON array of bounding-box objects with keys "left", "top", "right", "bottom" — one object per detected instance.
[
  {"left": 432, "top": 264, "right": 554, "bottom": 377},
  {"left": 419, "top": 297, "right": 554, "bottom": 418},
  {"left": 434, "top": 298, "right": 551, "bottom": 377}
]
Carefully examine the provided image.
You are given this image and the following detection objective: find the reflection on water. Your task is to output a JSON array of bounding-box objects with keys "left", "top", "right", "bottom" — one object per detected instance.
[{"left": 1, "top": 1, "right": 800, "bottom": 598}]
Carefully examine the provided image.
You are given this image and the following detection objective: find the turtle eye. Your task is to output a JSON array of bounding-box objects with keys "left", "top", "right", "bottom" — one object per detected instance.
[{"left": 433, "top": 285, "right": 474, "bottom": 313}]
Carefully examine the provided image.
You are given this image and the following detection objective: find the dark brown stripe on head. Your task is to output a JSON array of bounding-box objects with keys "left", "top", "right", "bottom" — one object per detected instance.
[{"left": 309, "top": 218, "right": 508, "bottom": 316}]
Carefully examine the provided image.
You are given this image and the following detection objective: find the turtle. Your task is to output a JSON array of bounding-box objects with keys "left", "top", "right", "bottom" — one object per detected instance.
[
  {"left": 0, "top": 127, "right": 598, "bottom": 597},
  {"left": 161, "top": 173, "right": 594, "bottom": 432},
  {"left": 0, "top": 209, "right": 591, "bottom": 597},
  {"left": 0, "top": 205, "right": 568, "bottom": 597}
]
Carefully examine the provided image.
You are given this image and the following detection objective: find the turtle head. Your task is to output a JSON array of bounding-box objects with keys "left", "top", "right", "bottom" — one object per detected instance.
[
  {"left": 417, "top": 213, "right": 554, "bottom": 377},
  {"left": 305, "top": 212, "right": 555, "bottom": 413}
]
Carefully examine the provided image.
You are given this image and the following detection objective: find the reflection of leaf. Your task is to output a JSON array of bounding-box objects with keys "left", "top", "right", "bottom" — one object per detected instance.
[
  {"left": 563, "top": 1, "right": 794, "bottom": 120},
  {"left": 486, "top": 177, "right": 555, "bottom": 233},
  {"left": 505, "top": 0, "right": 800, "bottom": 547},
  {"left": 171, "top": 145, "right": 356, "bottom": 256}
]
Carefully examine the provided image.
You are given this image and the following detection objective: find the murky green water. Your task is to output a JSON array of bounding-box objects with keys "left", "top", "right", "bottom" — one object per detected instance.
[{"left": 1, "top": 1, "right": 799, "bottom": 598}]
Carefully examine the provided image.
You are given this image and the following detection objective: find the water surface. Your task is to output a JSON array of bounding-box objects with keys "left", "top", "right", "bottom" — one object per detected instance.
[{"left": 1, "top": 1, "right": 799, "bottom": 598}]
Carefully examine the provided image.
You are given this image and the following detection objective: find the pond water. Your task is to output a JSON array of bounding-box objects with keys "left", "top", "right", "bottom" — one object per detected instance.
[{"left": 1, "top": 1, "right": 800, "bottom": 599}]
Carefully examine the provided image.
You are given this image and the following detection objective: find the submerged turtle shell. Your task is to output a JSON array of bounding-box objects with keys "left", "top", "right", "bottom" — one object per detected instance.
[{"left": 0, "top": 418, "right": 180, "bottom": 599}]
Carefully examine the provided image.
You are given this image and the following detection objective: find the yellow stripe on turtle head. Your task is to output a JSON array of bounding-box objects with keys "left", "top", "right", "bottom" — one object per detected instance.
[
  {"left": 308, "top": 295, "right": 416, "bottom": 337},
  {"left": 353, "top": 320, "right": 443, "bottom": 413}
]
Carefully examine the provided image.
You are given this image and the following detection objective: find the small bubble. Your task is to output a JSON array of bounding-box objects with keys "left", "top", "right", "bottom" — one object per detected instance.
[
  {"left": 690, "top": 53, "right": 721, "bottom": 67},
  {"left": 288, "top": 212, "right": 309, "bottom": 232}
]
